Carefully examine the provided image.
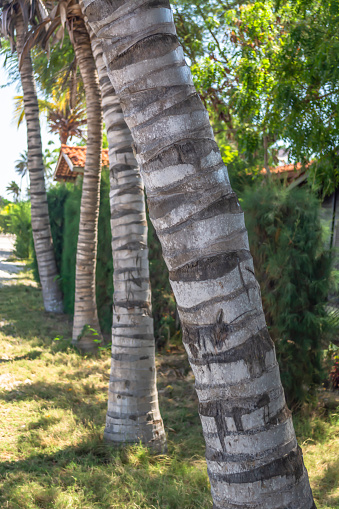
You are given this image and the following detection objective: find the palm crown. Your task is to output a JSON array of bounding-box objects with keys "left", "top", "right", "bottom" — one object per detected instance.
[{"left": 0, "top": 0, "right": 48, "bottom": 51}]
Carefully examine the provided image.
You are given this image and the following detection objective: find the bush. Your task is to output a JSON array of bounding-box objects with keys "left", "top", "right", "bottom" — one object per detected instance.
[
  {"left": 147, "top": 214, "right": 178, "bottom": 348},
  {"left": 47, "top": 184, "right": 72, "bottom": 274},
  {"left": 31, "top": 176, "right": 113, "bottom": 333},
  {"left": 30, "top": 177, "right": 177, "bottom": 343},
  {"left": 32, "top": 184, "right": 72, "bottom": 282},
  {"left": 60, "top": 173, "right": 113, "bottom": 333},
  {"left": 0, "top": 202, "right": 32, "bottom": 259},
  {"left": 60, "top": 182, "right": 81, "bottom": 316},
  {"left": 242, "top": 183, "right": 333, "bottom": 407}
]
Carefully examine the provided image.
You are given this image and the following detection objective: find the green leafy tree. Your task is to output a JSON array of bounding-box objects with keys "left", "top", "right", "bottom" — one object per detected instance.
[
  {"left": 175, "top": 0, "right": 339, "bottom": 194},
  {"left": 0, "top": 201, "right": 32, "bottom": 258},
  {"left": 273, "top": 0, "right": 339, "bottom": 195},
  {"left": 172, "top": 0, "right": 290, "bottom": 179}
]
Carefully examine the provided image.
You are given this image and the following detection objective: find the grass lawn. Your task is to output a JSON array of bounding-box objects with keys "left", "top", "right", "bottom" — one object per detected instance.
[{"left": 0, "top": 269, "right": 339, "bottom": 508}]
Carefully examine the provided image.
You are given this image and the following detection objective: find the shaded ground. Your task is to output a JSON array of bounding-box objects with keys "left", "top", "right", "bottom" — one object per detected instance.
[{"left": 0, "top": 264, "right": 338, "bottom": 508}]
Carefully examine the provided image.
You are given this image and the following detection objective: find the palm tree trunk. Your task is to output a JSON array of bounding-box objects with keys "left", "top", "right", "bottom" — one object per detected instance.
[
  {"left": 71, "top": 17, "right": 103, "bottom": 352},
  {"left": 263, "top": 134, "right": 271, "bottom": 176},
  {"left": 84, "top": 1, "right": 316, "bottom": 507},
  {"left": 16, "top": 13, "right": 63, "bottom": 314},
  {"left": 88, "top": 27, "right": 166, "bottom": 450}
]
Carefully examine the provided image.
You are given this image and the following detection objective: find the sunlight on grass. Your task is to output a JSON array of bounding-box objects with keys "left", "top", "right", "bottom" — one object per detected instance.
[
  {"left": 1, "top": 269, "right": 339, "bottom": 508},
  {"left": 0, "top": 271, "right": 211, "bottom": 508},
  {"left": 294, "top": 409, "right": 339, "bottom": 509}
]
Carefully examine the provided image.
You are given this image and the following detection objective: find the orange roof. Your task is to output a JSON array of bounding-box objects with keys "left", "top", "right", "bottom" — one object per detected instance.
[
  {"left": 261, "top": 161, "right": 313, "bottom": 178},
  {"left": 54, "top": 145, "right": 109, "bottom": 182}
]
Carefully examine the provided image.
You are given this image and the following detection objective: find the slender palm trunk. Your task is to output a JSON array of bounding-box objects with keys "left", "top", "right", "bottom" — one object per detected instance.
[
  {"left": 71, "top": 17, "right": 103, "bottom": 351},
  {"left": 263, "top": 134, "right": 271, "bottom": 176},
  {"left": 84, "top": 1, "right": 316, "bottom": 507},
  {"left": 16, "top": 13, "right": 63, "bottom": 314},
  {"left": 88, "top": 27, "right": 166, "bottom": 450}
]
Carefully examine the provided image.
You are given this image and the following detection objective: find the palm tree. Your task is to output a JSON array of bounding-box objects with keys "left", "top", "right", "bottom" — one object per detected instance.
[
  {"left": 84, "top": 1, "right": 316, "bottom": 507},
  {"left": 14, "top": 93, "right": 87, "bottom": 145},
  {"left": 70, "top": 6, "right": 103, "bottom": 351},
  {"left": 24, "top": 0, "right": 104, "bottom": 351},
  {"left": 47, "top": 101, "right": 86, "bottom": 145},
  {"left": 6, "top": 180, "right": 20, "bottom": 201},
  {"left": 14, "top": 150, "right": 28, "bottom": 178},
  {"left": 0, "top": 0, "right": 63, "bottom": 313},
  {"left": 88, "top": 27, "right": 166, "bottom": 450}
]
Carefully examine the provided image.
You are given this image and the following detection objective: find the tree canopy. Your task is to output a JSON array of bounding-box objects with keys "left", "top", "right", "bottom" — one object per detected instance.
[{"left": 173, "top": 0, "right": 339, "bottom": 194}]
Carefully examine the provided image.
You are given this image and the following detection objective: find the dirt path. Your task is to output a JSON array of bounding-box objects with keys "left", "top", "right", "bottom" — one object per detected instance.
[{"left": 0, "top": 235, "right": 26, "bottom": 286}]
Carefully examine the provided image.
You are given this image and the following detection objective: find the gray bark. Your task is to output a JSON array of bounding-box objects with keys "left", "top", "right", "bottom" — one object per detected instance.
[
  {"left": 263, "top": 134, "right": 271, "bottom": 176},
  {"left": 71, "top": 16, "right": 103, "bottom": 351},
  {"left": 88, "top": 25, "right": 166, "bottom": 450},
  {"left": 16, "top": 13, "right": 63, "bottom": 314},
  {"left": 83, "top": 1, "right": 316, "bottom": 507}
]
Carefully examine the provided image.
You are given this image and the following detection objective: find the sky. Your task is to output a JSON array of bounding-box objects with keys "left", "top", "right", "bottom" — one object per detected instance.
[{"left": 0, "top": 57, "right": 58, "bottom": 200}]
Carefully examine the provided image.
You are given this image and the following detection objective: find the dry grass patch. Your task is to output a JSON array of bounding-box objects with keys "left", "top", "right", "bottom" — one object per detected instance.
[{"left": 0, "top": 268, "right": 338, "bottom": 507}]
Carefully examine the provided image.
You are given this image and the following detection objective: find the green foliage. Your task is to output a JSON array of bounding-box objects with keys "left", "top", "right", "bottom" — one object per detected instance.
[
  {"left": 60, "top": 172, "right": 113, "bottom": 333},
  {"left": 30, "top": 177, "right": 176, "bottom": 342},
  {"left": 47, "top": 184, "right": 72, "bottom": 274},
  {"left": 0, "top": 202, "right": 32, "bottom": 259},
  {"left": 31, "top": 183, "right": 72, "bottom": 283},
  {"left": 173, "top": 0, "right": 288, "bottom": 160},
  {"left": 173, "top": 0, "right": 339, "bottom": 192},
  {"left": 95, "top": 173, "right": 113, "bottom": 332},
  {"left": 147, "top": 214, "right": 178, "bottom": 348},
  {"left": 242, "top": 184, "right": 333, "bottom": 407},
  {"left": 272, "top": 0, "right": 339, "bottom": 194},
  {"left": 6, "top": 180, "right": 20, "bottom": 201},
  {"left": 60, "top": 182, "right": 81, "bottom": 315},
  {"left": 32, "top": 33, "right": 79, "bottom": 101}
]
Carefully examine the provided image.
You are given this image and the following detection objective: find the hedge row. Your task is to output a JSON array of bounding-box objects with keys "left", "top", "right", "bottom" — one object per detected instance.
[
  {"left": 34, "top": 172, "right": 176, "bottom": 343},
  {"left": 30, "top": 176, "right": 334, "bottom": 406}
]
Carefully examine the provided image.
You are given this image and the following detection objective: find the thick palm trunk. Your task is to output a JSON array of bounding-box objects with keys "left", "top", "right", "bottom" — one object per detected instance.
[
  {"left": 16, "top": 14, "right": 63, "bottom": 314},
  {"left": 84, "top": 1, "right": 316, "bottom": 507},
  {"left": 71, "top": 17, "right": 103, "bottom": 352},
  {"left": 88, "top": 28, "right": 166, "bottom": 450}
]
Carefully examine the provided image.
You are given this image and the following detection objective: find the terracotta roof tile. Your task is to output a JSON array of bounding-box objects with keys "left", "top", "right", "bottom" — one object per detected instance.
[
  {"left": 54, "top": 145, "right": 109, "bottom": 181},
  {"left": 261, "top": 161, "right": 313, "bottom": 176},
  {"left": 60, "top": 144, "right": 109, "bottom": 168}
]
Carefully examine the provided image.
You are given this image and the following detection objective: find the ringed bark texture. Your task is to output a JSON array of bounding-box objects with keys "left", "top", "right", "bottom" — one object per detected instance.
[
  {"left": 83, "top": 0, "right": 316, "bottom": 507},
  {"left": 88, "top": 27, "right": 166, "bottom": 450},
  {"left": 71, "top": 16, "right": 103, "bottom": 351},
  {"left": 16, "top": 13, "right": 63, "bottom": 314}
]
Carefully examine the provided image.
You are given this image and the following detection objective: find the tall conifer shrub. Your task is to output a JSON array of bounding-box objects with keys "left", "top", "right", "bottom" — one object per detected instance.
[{"left": 242, "top": 184, "right": 332, "bottom": 407}]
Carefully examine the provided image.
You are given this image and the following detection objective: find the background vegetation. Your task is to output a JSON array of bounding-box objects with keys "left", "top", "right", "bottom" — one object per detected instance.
[
  {"left": 1, "top": 175, "right": 335, "bottom": 407},
  {"left": 242, "top": 184, "right": 334, "bottom": 407}
]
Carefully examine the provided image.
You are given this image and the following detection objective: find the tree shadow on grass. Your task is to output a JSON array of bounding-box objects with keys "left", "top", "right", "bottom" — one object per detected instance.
[
  {"left": 312, "top": 457, "right": 339, "bottom": 508},
  {"left": 0, "top": 283, "right": 72, "bottom": 345},
  {"left": 0, "top": 350, "right": 43, "bottom": 363},
  {"left": 0, "top": 380, "right": 107, "bottom": 427},
  {"left": 0, "top": 435, "right": 212, "bottom": 509}
]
